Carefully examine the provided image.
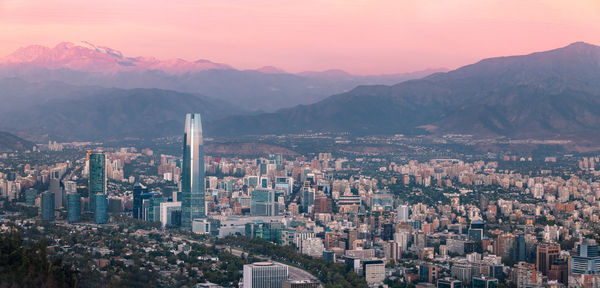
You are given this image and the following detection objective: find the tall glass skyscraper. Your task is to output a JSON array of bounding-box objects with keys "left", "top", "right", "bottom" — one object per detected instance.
[
  {"left": 67, "top": 193, "right": 81, "bottom": 223},
  {"left": 25, "top": 188, "right": 37, "bottom": 206},
  {"left": 132, "top": 183, "right": 147, "bottom": 219},
  {"left": 41, "top": 191, "right": 55, "bottom": 221},
  {"left": 181, "top": 113, "right": 205, "bottom": 230},
  {"left": 89, "top": 151, "right": 106, "bottom": 212},
  {"left": 94, "top": 193, "right": 108, "bottom": 224}
]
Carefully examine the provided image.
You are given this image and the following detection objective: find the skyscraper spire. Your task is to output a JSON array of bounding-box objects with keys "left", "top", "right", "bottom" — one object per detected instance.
[{"left": 181, "top": 113, "right": 205, "bottom": 230}]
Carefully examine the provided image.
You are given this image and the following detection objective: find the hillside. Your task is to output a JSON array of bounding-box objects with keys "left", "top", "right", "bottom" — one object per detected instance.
[
  {"left": 0, "top": 87, "right": 245, "bottom": 141},
  {"left": 210, "top": 42, "right": 600, "bottom": 143},
  {"left": 0, "top": 131, "right": 34, "bottom": 152}
]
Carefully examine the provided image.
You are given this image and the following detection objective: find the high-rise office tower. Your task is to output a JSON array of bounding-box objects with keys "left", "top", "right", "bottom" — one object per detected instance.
[
  {"left": 301, "top": 187, "right": 315, "bottom": 213},
  {"left": 181, "top": 113, "right": 205, "bottom": 230},
  {"left": 243, "top": 262, "right": 288, "bottom": 288},
  {"left": 67, "top": 193, "right": 81, "bottom": 223},
  {"left": 50, "top": 170, "right": 62, "bottom": 209},
  {"left": 94, "top": 193, "right": 108, "bottom": 224},
  {"left": 41, "top": 191, "right": 55, "bottom": 221},
  {"left": 132, "top": 183, "right": 147, "bottom": 219},
  {"left": 251, "top": 189, "right": 278, "bottom": 216},
  {"left": 25, "top": 188, "right": 37, "bottom": 206},
  {"left": 468, "top": 220, "right": 484, "bottom": 241},
  {"left": 537, "top": 243, "right": 560, "bottom": 276},
  {"left": 63, "top": 180, "right": 77, "bottom": 209},
  {"left": 514, "top": 233, "right": 527, "bottom": 262},
  {"left": 89, "top": 151, "right": 106, "bottom": 212},
  {"left": 397, "top": 204, "right": 410, "bottom": 221},
  {"left": 382, "top": 223, "right": 394, "bottom": 241}
]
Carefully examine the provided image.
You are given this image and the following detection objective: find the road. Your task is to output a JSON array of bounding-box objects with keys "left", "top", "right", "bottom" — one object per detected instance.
[{"left": 286, "top": 264, "right": 319, "bottom": 281}]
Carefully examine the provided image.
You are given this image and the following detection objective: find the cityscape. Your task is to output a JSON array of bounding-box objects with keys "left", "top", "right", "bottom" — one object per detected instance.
[
  {"left": 3, "top": 111, "right": 600, "bottom": 288},
  {"left": 2, "top": 1, "right": 600, "bottom": 288}
]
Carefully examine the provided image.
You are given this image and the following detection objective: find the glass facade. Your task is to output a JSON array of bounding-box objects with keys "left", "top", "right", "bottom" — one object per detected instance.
[
  {"left": 472, "top": 277, "right": 498, "bottom": 288},
  {"left": 108, "top": 198, "right": 122, "bottom": 214},
  {"left": 149, "top": 196, "right": 167, "bottom": 222},
  {"left": 89, "top": 152, "right": 106, "bottom": 211},
  {"left": 571, "top": 239, "right": 600, "bottom": 274},
  {"left": 132, "top": 183, "right": 147, "bottom": 219},
  {"left": 438, "top": 278, "right": 462, "bottom": 288},
  {"left": 67, "top": 193, "right": 81, "bottom": 223},
  {"left": 251, "top": 189, "right": 277, "bottom": 216},
  {"left": 181, "top": 113, "right": 205, "bottom": 230},
  {"left": 41, "top": 191, "right": 55, "bottom": 221},
  {"left": 94, "top": 193, "right": 108, "bottom": 224},
  {"left": 25, "top": 188, "right": 37, "bottom": 206}
]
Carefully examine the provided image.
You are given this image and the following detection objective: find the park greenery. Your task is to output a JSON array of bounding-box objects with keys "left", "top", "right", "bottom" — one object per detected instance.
[
  {"left": 0, "top": 227, "right": 78, "bottom": 287},
  {"left": 217, "top": 235, "right": 368, "bottom": 288}
]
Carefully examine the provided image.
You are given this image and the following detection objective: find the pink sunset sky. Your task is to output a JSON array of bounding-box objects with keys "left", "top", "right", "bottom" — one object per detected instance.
[{"left": 0, "top": 0, "right": 599, "bottom": 75}]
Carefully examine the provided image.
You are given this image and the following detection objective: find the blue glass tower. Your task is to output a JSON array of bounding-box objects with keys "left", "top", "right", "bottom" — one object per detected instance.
[
  {"left": 181, "top": 113, "right": 205, "bottom": 230},
  {"left": 132, "top": 183, "right": 147, "bottom": 219},
  {"left": 67, "top": 193, "right": 81, "bottom": 223},
  {"left": 94, "top": 193, "right": 108, "bottom": 224},
  {"left": 25, "top": 188, "right": 37, "bottom": 206},
  {"left": 88, "top": 151, "right": 106, "bottom": 212},
  {"left": 41, "top": 191, "right": 55, "bottom": 221}
]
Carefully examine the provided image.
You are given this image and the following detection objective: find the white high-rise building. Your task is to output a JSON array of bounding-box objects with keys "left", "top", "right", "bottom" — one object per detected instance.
[
  {"left": 394, "top": 230, "right": 410, "bottom": 251},
  {"left": 397, "top": 204, "right": 409, "bottom": 221},
  {"left": 160, "top": 201, "right": 181, "bottom": 227},
  {"left": 532, "top": 183, "right": 544, "bottom": 199},
  {"left": 243, "top": 262, "right": 288, "bottom": 288},
  {"left": 363, "top": 260, "right": 385, "bottom": 284}
]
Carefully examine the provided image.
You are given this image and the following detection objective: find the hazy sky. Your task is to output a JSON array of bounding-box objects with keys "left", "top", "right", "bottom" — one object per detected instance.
[{"left": 0, "top": 0, "right": 599, "bottom": 74}]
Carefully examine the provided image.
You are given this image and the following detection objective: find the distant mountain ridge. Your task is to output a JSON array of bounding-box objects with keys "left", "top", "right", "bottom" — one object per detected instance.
[
  {"left": 210, "top": 42, "right": 600, "bottom": 144},
  {"left": 0, "top": 131, "right": 34, "bottom": 152},
  {"left": 0, "top": 84, "right": 246, "bottom": 142},
  {"left": 8, "top": 42, "right": 598, "bottom": 144},
  {"left": 0, "top": 42, "right": 446, "bottom": 111},
  {"left": 1, "top": 42, "right": 232, "bottom": 74}
]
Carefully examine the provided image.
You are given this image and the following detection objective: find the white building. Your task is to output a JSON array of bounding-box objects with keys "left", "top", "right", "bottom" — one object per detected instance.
[
  {"left": 159, "top": 201, "right": 181, "bottom": 227},
  {"left": 301, "top": 237, "right": 324, "bottom": 257},
  {"left": 397, "top": 204, "right": 409, "bottom": 221},
  {"left": 243, "top": 262, "right": 288, "bottom": 288},
  {"left": 363, "top": 260, "right": 385, "bottom": 284}
]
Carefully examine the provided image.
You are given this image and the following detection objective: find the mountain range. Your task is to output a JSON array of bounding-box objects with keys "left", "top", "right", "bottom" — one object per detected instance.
[
  {"left": 2, "top": 41, "right": 600, "bottom": 145},
  {"left": 210, "top": 42, "right": 600, "bottom": 143},
  {"left": 0, "top": 42, "right": 444, "bottom": 111},
  {"left": 0, "top": 84, "right": 245, "bottom": 141}
]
